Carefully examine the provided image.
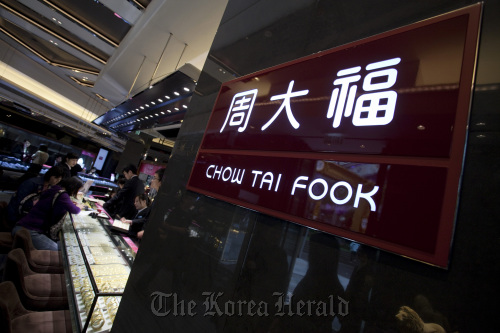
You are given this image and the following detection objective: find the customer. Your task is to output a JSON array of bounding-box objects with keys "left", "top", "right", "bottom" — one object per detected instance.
[
  {"left": 61, "top": 152, "right": 79, "bottom": 179},
  {"left": 6, "top": 165, "right": 65, "bottom": 226},
  {"left": 120, "top": 193, "right": 151, "bottom": 238},
  {"left": 103, "top": 164, "right": 144, "bottom": 219},
  {"left": 12, "top": 176, "right": 84, "bottom": 251},
  {"left": 30, "top": 144, "right": 50, "bottom": 166}
]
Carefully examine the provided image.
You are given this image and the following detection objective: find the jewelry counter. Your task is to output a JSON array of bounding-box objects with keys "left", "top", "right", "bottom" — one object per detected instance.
[{"left": 61, "top": 212, "right": 136, "bottom": 332}]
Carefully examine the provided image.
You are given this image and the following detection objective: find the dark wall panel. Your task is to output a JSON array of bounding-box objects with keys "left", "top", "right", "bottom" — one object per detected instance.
[{"left": 114, "top": 1, "right": 500, "bottom": 332}]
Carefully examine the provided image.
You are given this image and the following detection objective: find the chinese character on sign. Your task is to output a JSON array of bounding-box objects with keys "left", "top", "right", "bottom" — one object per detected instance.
[
  {"left": 220, "top": 89, "right": 258, "bottom": 133},
  {"left": 327, "top": 57, "right": 401, "bottom": 128},
  {"left": 261, "top": 80, "right": 309, "bottom": 131}
]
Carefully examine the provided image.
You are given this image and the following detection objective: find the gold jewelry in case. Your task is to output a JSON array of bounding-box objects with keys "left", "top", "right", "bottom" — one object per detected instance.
[
  {"left": 108, "top": 306, "right": 118, "bottom": 322},
  {"left": 90, "top": 309, "right": 105, "bottom": 330}
]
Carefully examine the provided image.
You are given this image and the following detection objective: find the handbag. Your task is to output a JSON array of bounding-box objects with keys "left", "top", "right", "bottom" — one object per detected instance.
[{"left": 47, "top": 190, "right": 67, "bottom": 241}]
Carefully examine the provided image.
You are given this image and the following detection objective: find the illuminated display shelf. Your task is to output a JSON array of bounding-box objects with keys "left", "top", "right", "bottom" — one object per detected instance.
[{"left": 60, "top": 212, "right": 136, "bottom": 332}]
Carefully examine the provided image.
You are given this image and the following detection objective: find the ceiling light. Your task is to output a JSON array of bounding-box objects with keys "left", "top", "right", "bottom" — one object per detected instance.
[
  {"left": 165, "top": 95, "right": 170, "bottom": 99},
  {"left": 183, "top": 87, "right": 190, "bottom": 92},
  {"left": 167, "top": 110, "right": 171, "bottom": 113},
  {"left": 158, "top": 99, "right": 163, "bottom": 102},
  {"left": 145, "top": 104, "right": 150, "bottom": 107},
  {"left": 174, "top": 107, "right": 179, "bottom": 111},
  {"left": 151, "top": 101, "right": 156, "bottom": 105},
  {"left": 140, "top": 106, "right": 144, "bottom": 110},
  {"left": 161, "top": 111, "right": 165, "bottom": 114},
  {"left": 173, "top": 91, "right": 179, "bottom": 96},
  {"left": 182, "top": 105, "right": 187, "bottom": 108}
]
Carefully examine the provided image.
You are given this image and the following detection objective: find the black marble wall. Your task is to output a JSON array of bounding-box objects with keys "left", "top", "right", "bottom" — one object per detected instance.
[{"left": 113, "top": 1, "right": 500, "bottom": 332}]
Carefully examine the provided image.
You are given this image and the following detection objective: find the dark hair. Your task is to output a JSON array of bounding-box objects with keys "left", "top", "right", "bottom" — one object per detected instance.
[
  {"left": 65, "top": 152, "right": 79, "bottom": 161},
  {"left": 39, "top": 144, "right": 48, "bottom": 152},
  {"left": 155, "top": 168, "right": 165, "bottom": 182},
  {"left": 43, "top": 165, "right": 65, "bottom": 182},
  {"left": 59, "top": 176, "right": 83, "bottom": 197},
  {"left": 122, "top": 163, "right": 137, "bottom": 174},
  {"left": 136, "top": 193, "right": 151, "bottom": 206}
]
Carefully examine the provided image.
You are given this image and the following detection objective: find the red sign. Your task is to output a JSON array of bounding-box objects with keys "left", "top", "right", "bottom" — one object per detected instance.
[{"left": 187, "top": 4, "right": 482, "bottom": 268}]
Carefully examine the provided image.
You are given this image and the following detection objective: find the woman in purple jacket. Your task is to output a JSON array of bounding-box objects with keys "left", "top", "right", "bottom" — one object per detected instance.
[{"left": 13, "top": 176, "right": 84, "bottom": 251}]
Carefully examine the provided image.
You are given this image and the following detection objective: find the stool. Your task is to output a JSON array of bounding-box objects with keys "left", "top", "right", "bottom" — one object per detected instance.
[
  {"left": 0, "top": 281, "right": 72, "bottom": 333},
  {"left": 12, "top": 228, "right": 63, "bottom": 274},
  {"left": 0, "top": 232, "right": 13, "bottom": 254},
  {"left": 4, "top": 248, "right": 68, "bottom": 311}
]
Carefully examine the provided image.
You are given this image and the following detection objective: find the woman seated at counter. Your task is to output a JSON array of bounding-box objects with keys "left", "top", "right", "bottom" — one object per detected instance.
[
  {"left": 6, "top": 165, "right": 65, "bottom": 227},
  {"left": 120, "top": 193, "right": 151, "bottom": 239},
  {"left": 12, "top": 176, "right": 85, "bottom": 251}
]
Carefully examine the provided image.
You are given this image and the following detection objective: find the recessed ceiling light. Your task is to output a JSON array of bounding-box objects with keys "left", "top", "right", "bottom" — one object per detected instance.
[
  {"left": 174, "top": 107, "right": 179, "bottom": 111},
  {"left": 183, "top": 87, "right": 189, "bottom": 92},
  {"left": 151, "top": 101, "right": 156, "bottom": 105},
  {"left": 140, "top": 106, "right": 144, "bottom": 110},
  {"left": 182, "top": 105, "right": 187, "bottom": 109},
  {"left": 145, "top": 104, "right": 149, "bottom": 107},
  {"left": 165, "top": 95, "right": 170, "bottom": 99},
  {"left": 158, "top": 99, "right": 163, "bottom": 102},
  {"left": 155, "top": 114, "right": 159, "bottom": 116},
  {"left": 173, "top": 91, "right": 179, "bottom": 96},
  {"left": 167, "top": 110, "right": 171, "bottom": 113},
  {"left": 161, "top": 111, "right": 165, "bottom": 114}
]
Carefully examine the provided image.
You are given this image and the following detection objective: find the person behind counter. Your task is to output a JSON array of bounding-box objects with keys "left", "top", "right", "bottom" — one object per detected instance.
[
  {"left": 103, "top": 164, "right": 144, "bottom": 219},
  {"left": 12, "top": 176, "right": 84, "bottom": 251},
  {"left": 120, "top": 193, "right": 151, "bottom": 239},
  {"left": 61, "top": 152, "right": 79, "bottom": 179},
  {"left": 6, "top": 165, "right": 65, "bottom": 226}
]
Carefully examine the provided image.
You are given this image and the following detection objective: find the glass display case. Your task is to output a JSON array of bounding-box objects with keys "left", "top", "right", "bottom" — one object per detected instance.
[
  {"left": 78, "top": 173, "right": 117, "bottom": 189},
  {"left": 61, "top": 212, "right": 136, "bottom": 332}
]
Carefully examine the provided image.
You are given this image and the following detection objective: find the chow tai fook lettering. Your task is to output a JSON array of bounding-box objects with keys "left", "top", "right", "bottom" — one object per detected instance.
[{"left": 187, "top": 4, "right": 482, "bottom": 268}]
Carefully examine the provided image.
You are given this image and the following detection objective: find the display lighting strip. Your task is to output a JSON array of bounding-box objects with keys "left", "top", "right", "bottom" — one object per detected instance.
[
  {"left": 102, "top": 86, "right": 193, "bottom": 126},
  {"left": 0, "top": 2, "right": 107, "bottom": 64}
]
